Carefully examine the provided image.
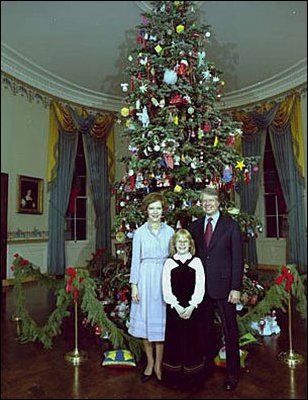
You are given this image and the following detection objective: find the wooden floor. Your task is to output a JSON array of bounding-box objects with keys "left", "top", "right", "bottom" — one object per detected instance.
[{"left": 1, "top": 282, "right": 307, "bottom": 399}]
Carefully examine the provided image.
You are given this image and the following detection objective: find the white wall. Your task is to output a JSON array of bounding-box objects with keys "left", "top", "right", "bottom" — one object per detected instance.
[
  {"left": 1, "top": 87, "right": 95, "bottom": 279},
  {"left": 1, "top": 88, "right": 49, "bottom": 234}
]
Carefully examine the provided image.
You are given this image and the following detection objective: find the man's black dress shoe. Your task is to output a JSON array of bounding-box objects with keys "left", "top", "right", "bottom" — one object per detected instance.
[
  {"left": 223, "top": 379, "right": 238, "bottom": 391},
  {"left": 140, "top": 373, "right": 152, "bottom": 383}
]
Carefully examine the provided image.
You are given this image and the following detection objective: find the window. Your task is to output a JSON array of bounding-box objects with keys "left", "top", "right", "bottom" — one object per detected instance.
[
  {"left": 65, "top": 134, "right": 87, "bottom": 241},
  {"left": 263, "top": 133, "right": 287, "bottom": 238}
]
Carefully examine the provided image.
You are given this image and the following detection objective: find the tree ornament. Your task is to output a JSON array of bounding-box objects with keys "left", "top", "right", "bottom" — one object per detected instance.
[
  {"left": 197, "top": 128, "right": 204, "bottom": 139},
  {"left": 151, "top": 97, "right": 159, "bottom": 107},
  {"left": 226, "top": 133, "right": 235, "bottom": 145},
  {"left": 139, "top": 55, "right": 148, "bottom": 65},
  {"left": 198, "top": 51, "right": 206, "bottom": 67},
  {"left": 177, "top": 59, "right": 189, "bottom": 76},
  {"left": 235, "top": 160, "right": 245, "bottom": 170},
  {"left": 154, "top": 44, "right": 163, "bottom": 54},
  {"left": 203, "top": 121, "right": 211, "bottom": 132},
  {"left": 141, "top": 15, "right": 149, "bottom": 25},
  {"left": 164, "top": 153, "right": 174, "bottom": 169},
  {"left": 139, "top": 83, "right": 148, "bottom": 93},
  {"left": 120, "top": 83, "right": 129, "bottom": 92},
  {"left": 244, "top": 167, "right": 251, "bottom": 184},
  {"left": 169, "top": 93, "right": 183, "bottom": 107},
  {"left": 136, "top": 34, "right": 147, "bottom": 49},
  {"left": 174, "top": 184, "right": 183, "bottom": 193},
  {"left": 95, "top": 326, "right": 103, "bottom": 335},
  {"left": 135, "top": 172, "right": 144, "bottom": 189},
  {"left": 222, "top": 165, "right": 233, "bottom": 183},
  {"left": 176, "top": 24, "right": 185, "bottom": 34},
  {"left": 163, "top": 69, "right": 178, "bottom": 85},
  {"left": 202, "top": 70, "right": 211, "bottom": 80},
  {"left": 136, "top": 106, "right": 150, "bottom": 127},
  {"left": 120, "top": 107, "right": 130, "bottom": 117}
]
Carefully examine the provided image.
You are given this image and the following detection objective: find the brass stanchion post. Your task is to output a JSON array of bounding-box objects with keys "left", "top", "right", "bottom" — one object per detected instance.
[
  {"left": 65, "top": 300, "right": 88, "bottom": 365},
  {"left": 15, "top": 320, "right": 22, "bottom": 338},
  {"left": 278, "top": 292, "right": 305, "bottom": 367},
  {"left": 10, "top": 314, "right": 21, "bottom": 322},
  {"left": 10, "top": 314, "right": 22, "bottom": 339}
]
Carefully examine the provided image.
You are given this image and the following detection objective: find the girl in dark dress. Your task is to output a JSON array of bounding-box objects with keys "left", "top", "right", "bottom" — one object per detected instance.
[{"left": 162, "top": 229, "right": 205, "bottom": 390}]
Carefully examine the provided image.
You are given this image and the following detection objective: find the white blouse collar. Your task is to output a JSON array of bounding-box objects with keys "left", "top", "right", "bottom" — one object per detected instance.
[{"left": 174, "top": 252, "right": 193, "bottom": 263}]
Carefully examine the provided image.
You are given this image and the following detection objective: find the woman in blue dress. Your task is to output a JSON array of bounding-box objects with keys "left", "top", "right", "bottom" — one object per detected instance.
[{"left": 128, "top": 192, "right": 174, "bottom": 383}]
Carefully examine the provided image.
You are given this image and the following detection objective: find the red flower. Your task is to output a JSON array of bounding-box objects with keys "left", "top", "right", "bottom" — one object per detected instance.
[{"left": 66, "top": 266, "right": 77, "bottom": 278}]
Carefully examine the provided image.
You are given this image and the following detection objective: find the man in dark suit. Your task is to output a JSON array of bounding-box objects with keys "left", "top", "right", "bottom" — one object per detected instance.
[{"left": 189, "top": 187, "right": 244, "bottom": 391}]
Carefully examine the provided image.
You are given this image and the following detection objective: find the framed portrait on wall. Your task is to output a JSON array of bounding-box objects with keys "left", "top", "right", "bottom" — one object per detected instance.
[{"left": 17, "top": 175, "right": 44, "bottom": 214}]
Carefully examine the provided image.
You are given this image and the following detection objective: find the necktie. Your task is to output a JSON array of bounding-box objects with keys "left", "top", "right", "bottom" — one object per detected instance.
[{"left": 204, "top": 217, "right": 213, "bottom": 248}]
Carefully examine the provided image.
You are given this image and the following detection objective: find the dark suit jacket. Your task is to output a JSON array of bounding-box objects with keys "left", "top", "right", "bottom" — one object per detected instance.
[{"left": 189, "top": 214, "right": 244, "bottom": 299}]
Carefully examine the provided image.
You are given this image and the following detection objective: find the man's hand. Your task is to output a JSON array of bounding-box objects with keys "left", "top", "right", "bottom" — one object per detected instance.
[{"left": 228, "top": 290, "right": 241, "bottom": 304}]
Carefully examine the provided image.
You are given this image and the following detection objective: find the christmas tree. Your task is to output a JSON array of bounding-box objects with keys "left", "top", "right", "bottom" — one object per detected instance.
[{"left": 115, "top": 0, "right": 260, "bottom": 240}]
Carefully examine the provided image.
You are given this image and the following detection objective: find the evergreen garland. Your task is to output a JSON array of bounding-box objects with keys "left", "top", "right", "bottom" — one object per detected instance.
[
  {"left": 11, "top": 255, "right": 306, "bottom": 357},
  {"left": 238, "top": 265, "right": 307, "bottom": 335},
  {"left": 12, "top": 255, "right": 70, "bottom": 349},
  {"left": 11, "top": 254, "right": 143, "bottom": 359}
]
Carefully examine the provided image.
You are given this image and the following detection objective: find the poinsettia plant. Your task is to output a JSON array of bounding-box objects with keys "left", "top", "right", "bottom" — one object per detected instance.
[
  {"left": 86, "top": 248, "right": 107, "bottom": 277},
  {"left": 240, "top": 264, "right": 266, "bottom": 307}
]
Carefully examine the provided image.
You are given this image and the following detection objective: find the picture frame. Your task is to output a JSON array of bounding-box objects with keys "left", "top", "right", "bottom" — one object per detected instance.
[{"left": 17, "top": 175, "right": 44, "bottom": 214}]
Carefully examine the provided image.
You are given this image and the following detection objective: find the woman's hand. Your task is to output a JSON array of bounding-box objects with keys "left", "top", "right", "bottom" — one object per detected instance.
[{"left": 131, "top": 284, "right": 140, "bottom": 303}]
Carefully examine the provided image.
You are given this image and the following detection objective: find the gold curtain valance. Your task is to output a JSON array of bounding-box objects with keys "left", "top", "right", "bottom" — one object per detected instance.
[
  {"left": 233, "top": 94, "right": 305, "bottom": 179},
  {"left": 233, "top": 110, "right": 258, "bottom": 135},
  {"left": 53, "top": 102, "right": 76, "bottom": 133},
  {"left": 233, "top": 94, "right": 297, "bottom": 132},
  {"left": 52, "top": 101, "right": 115, "bottom": 139},
  {"left": 48, "top": 102, "right": 115, "bottom": 184}
]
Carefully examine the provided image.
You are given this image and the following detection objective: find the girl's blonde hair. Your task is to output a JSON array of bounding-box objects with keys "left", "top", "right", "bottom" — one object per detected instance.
[{"left": 169, "top": 229, "right": 195, "bottom": 256}]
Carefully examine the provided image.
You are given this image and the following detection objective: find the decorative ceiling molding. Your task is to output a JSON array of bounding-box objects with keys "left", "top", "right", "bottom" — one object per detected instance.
[
  {"left": 134, "top": 1, "right": 204, "bottom": 12},
  {"left": 1, "top": 43, "right": 123, "bottom": 112},
  {"left": 1, "top": 72, "right": 51, "bottom": 108},
  {"left": 222, "top": 59, "right": 307, "bottom": 110},
  {"left": 1, "top": 43, "right": 306, "bottom": 111}
]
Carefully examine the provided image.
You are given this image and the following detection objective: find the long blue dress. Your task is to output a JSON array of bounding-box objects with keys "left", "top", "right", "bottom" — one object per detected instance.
[{"left": 128, "top": 222, "right": 174, "bottom": 342}]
